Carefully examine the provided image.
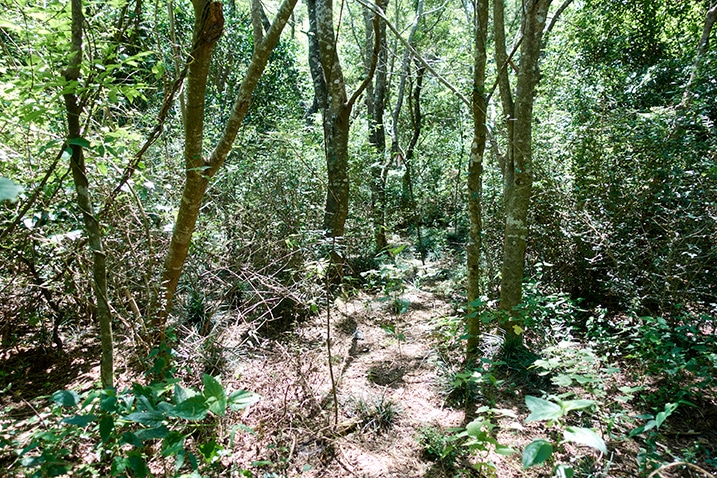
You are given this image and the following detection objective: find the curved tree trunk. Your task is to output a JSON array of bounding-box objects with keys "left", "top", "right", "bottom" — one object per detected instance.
[{"left": 158, "top": 0, "right": 299, "bottom": 328}]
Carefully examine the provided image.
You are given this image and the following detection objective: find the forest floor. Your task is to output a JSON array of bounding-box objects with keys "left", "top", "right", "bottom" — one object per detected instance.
[{"left": 1, "top": 253, "right": 716, "bottom": 477}]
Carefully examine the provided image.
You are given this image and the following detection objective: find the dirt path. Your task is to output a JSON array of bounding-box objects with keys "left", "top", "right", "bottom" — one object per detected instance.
[{"left": 223, "top": 269, "right": 468, "bottom": 477}]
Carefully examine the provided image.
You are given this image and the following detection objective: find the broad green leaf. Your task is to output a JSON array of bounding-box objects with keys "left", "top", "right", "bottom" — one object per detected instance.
[
  {"left": 120, "top": 431, "right": 143, "bottom": 448},
  {"left": 561, "top": 399, "right": 596, "bottom": 413},
  {"left": 522, "top": 439, "right": 553, "bottom": 469},
  {"left": 552, "top": 374, "right": 573, "bottom": 387},
  {"left": 202, "top": 374, "right": 227, "bottom": 416},
  {"left": 100, "top": 395, "right": 118, "bottom": 413},
  {"left": 198, "top": 439, "right": 221, "bottom": 463},
  {"left": 52, "top": 390, "right": 80, "bottom": 407},
  {"left": 127, "top": 451, "right": 149, "bottom": 478},
  {"left": 495, "top": 444, "right": 518, "bottom": 456},
  {"left": 525, "top": 396, "right": 563, "bottom": 422},
  {"left": 124, "top": 411, "right": 165, "bottom": 427},
  {"left": 0, "top": 177, "right": 23, "bottom": 202},
  {"left": 563, "top": 426, "right": 607, "bottom": 453},
  {"left": 655, "top": 402, "right": 679, "bottom": 428},
  {"left": 99, "top": 415, "right": 114, "bottom": 443},
  {"left": 174, "top": 383, "right": 196, "bottom": 404},
  {"left": 68, "top": 137, "right": 91, "bottom": 148},
  {"left": 465, "top": 418, "right": 489, "bottom": 437},
  {"left": 161, "top": 431, "right": 186, "bottom": 457},
  {"left": 170, "top": 395, "right": 209, "bottom": 421},
  {"left": 62, "top": 414, "right": 97, "bottom": 427},
  {"left": 228, "top": 390, "right": 260, "bottom": 411},
  {"left": 135, "top": 425, "right": 169, "bottom": 441}
]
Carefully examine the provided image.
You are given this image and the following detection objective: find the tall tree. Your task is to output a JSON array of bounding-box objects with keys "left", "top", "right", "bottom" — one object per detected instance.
[
  {"left": 465, "top": 0, "right": 489, "bottom": 362},
  {"left": 63, "top": 0, "right": 113, "bottom": 388},
  {"left": 158, "top": 0, "right": 299, "bottom": 326},
  {"left": 364, "top": 0, "right": 390, "bottom": 253},
  {"left": 494, "top": 0, "right": 553, "bottom": 349}
]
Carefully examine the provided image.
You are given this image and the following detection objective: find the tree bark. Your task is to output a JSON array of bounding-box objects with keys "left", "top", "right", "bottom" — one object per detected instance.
[
  {"left": 496, "top": 0, "right": 552, "bottom": 349},
  {"left": 465, "top": 0, "right": 488, "bottom": 362},
  {"left": 63, "top": 0, "right": 113, "bottom": 388},
  {"left": 159, "top": 0, "right": 299, "bottom": 325}
]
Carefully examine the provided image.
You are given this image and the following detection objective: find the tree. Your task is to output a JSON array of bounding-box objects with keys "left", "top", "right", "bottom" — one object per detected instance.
[
  {"left": 310, "top": 0, "right": 380, "bottom": 241},
  {"left": 364, "top": 0, "right": 390, "bottom": 253},
  {"left": 158, "top": 0, "right": 299, "bottom": 327},
  {"left": 494, "top": 0, "right": 553, "bottom": 349},
  {"left": 465, "top": 0, "right": 489, "bottom": 361},
  {"left": 63, "top": 0, "right": 114, "bottom": 389}
]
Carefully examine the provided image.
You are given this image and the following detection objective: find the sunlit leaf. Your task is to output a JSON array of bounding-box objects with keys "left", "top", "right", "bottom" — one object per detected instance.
[
  {"left": 525, "top": 396, "right": 562, "bottom": 422},
  {"left": 563, "top": 426, "right": 607, "bottom": 453}
]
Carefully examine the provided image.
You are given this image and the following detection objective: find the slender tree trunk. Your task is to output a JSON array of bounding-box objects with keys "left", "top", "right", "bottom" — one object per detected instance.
[
  {"left": 390, "top": 0, "right": 423, "bottom": 217},
  {"left": 465, "top": 0, "right": 488, "bottom": 362},
  {"left": 496, "top": 0, "right": 552, "bottom": 349},
  {"left": 365, "top": 0, "right": 389, "bottom": 253},
  {"left": 158, "top": 0, "right": 299, "bottom": 325},
  {"left": 313, "top": 0, "right": 379, "bottom": 240},
  {"left": 405, "top": 60, "right": 426, "bottom": 263},
  {"left": 63, "top": 0, "right": 113, "bottom": 388}
]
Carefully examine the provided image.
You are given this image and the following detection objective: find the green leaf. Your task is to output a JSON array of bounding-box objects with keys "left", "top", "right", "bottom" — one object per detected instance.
[
  {"left": 554, "top": 464, "right": 574, "bottom": 478},
  {"left": 563, "top": 426, "right": 607, "bottom": 454},
  {"left": 170, "top": 395, "right": 209, "bottom": 420},
  {"left": 202, "top": 374, "right": 227, "bottom": 416},
  {"left": 120, "top": 432, "right": 143, "bottom": 448},
  {"left": 62, "top": 414, "right": 97, "bottom": 427},
  {"left": 161, "top": 431, "right": 185, "bottom": 457},
  {"left": 99, "top": 415, "right": 114, "bottom": 443},
  {"left": 552, "top": 374, "right": 573, "bottom": 387},
  {"left": 52, "top": 390, "right": 80, "bottom": 408},
  {"left": 228, "top": 390, "right": 260, "bottom": 411},
  {"left": 127, "top": 451, "right": 149, "bottom": 478},
  {"left": 135, "top": 425, "right": 169, "bottom": 441},
  {"left": 198, "top": 439, "right": 221, "bottom": 463},
  {"left": 561, "top": 399, "right": 596, "bottom": 413},
  {"left": 525, "top": 396, "right": 563, "bottom": 422},
  {"left": 655, "top": 402, "right": 679, "bottom": 428},
  {"left": 68, "top": 137, "right": 91, "bottom": 148},
  {"left": 0, "top": 177, "right": 23, "bottom": 202},
  {"left": 124, "top": 411, "right": 165, "bottom": 427},
  {"left": 100, "top": 395, "right": 118, "bottom": 413},
  {"left": 522, "top": 439, "right": 553, "bottom": 469},
  {"left": 174, "top": 383, "right": 196, "bottom": 404},
  {"left": 495, "top": 444, "right": 518, "bottom": 456}
]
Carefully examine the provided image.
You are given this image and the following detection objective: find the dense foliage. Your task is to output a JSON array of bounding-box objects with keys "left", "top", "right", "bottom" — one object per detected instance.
[{"left": 1, "top": 0, "right": 715, "bottom": 476}]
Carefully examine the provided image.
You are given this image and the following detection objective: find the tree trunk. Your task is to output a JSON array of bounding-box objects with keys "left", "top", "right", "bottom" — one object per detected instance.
[
  {"left": 496, "top": 0, "right": 552, "bottom": 349},
  {"left": 305, "top": 0, "right": 327, "bottom": 119},
  {"left": 364, "top": 0, "right": 389, "bottom": 253},
  {"left": 313, "top": 0, "right": 379, "bottom": 240},
  {"left": 390, "top": 0, "right": 423, "bottom": 217},
  {"left": 158, "top": 0, "right": 299, "bottom": 326},
  {"left": 63, "top": 0, "right": 113, "bottom": 388},
  {"left": 465, "top": 0, "right": 488, "bottom": 362}
]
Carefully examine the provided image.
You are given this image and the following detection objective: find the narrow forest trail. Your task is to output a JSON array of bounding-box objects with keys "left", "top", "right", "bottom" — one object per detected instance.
[{"left": 219, "top": 257, "right": 478, "bottom": 477}]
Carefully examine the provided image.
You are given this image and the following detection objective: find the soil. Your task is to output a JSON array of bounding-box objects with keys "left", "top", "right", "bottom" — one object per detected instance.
[{"left": 1, "top": 256, "right": 716, "bottom": 478}]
